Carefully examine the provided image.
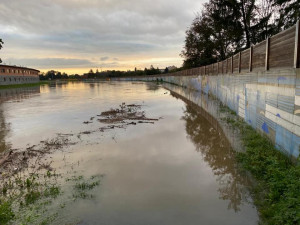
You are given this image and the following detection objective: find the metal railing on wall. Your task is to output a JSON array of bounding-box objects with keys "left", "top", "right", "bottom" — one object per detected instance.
[{"left": 164, "top": 20, "right": 300, "bottom": 77}]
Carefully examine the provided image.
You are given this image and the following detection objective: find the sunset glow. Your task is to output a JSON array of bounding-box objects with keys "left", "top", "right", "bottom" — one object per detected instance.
[{"left": 0, "top": 0, "right": 204, "bottom": 74}]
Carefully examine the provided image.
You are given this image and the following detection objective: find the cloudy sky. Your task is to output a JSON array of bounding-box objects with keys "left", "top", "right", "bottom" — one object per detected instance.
[{"left": 0, "top": 0, "right": 204, "bottom": 74}]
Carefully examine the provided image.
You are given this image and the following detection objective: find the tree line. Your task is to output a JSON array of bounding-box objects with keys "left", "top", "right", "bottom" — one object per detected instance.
[
  {"left": 84, "top": 66, "right": 166, "bottom": 79},
  {"left": 39, "top": 65, "right": 177, "bottom": 80},
  {"left": 181, "top": 0, "right": 300, "bottom": 68}
]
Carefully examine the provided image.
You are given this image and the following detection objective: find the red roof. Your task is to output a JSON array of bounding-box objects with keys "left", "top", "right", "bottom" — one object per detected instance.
[{"left": 0, "top": 64, "right": 40, "bottom": 72}]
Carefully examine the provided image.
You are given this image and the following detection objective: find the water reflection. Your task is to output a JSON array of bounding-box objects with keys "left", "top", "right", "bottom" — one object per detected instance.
[
  {"left": 176, "top": 92, "right": 252, "bottom": 212},
  {"left": 145, "top": 82, "right": 161, "bottom": 91},
  {"left": 0, "top": 108, "right": 10, "bottom": 153},
  {"left": 0, "top": 82, "right": 258, "bottom": 224},
  {"left": 0, "top": 86, "right": 40, "bottom": 103},
  {"left": 0, "top": 87, "right": 40, "bottom": 153}
]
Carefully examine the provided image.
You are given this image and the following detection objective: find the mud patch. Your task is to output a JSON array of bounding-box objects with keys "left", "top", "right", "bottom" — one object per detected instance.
[{"left": 0, "top": 136, "right": 74, "bottom": 179}]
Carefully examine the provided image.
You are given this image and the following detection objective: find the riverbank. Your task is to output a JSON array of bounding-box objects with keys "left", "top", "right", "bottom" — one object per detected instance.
[
  {"left": 218, "top": 104, "right": 299, "bottom": 225},
  {"left": 0, "top": 81, "right": 49, "bottom": 89}
]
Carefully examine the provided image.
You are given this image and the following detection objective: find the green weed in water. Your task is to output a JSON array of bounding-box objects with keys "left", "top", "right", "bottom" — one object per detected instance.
[
  {"left": 67, "top": 174, "right": 103, "bottom": 201},
  {"left": 0, "top": 200, "right": 15, "bottom": 224}
]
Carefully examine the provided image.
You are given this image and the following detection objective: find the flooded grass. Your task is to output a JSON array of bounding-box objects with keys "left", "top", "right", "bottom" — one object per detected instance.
[
  {"left": 0, "top": 200, "right": 14, "bottom": 224},
  {"left": 0, "top": 169, "right": 104, "bottom": 224},
  {"left": 0, "top": 101, "right": 159, "bottom": 224},
  {"left": 68, "top": 175, "right": 103, "bottom": 200},
  {"left": 0, "top": 170, "right": 61, "bottom": 225},
  {"left": 0, "top": 81, "right": 49, "bottom": 89},
  {"left": 220, "top": 104, "right": 300, "bottom": 225}
]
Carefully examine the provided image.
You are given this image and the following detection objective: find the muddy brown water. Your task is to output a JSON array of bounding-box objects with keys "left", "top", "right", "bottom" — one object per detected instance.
[{"left": 0, "top": 81, "right": 258, "bottom": 224}]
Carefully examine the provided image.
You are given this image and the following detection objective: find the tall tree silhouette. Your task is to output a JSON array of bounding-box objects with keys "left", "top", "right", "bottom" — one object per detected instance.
[{"left": 0, "top": 38, "right": 3, "bottom": 63}]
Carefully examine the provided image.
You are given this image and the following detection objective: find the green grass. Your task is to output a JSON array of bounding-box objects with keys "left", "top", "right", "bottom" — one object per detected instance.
[
  {"left": 0, "top": 171, "right": 61, "bottom": 224},
  {"left": 0, "top": 81, "right": 49, "bottom": 89},
  {"left": 221, "top": 105, "right": 300, "bottom": 225},
  {"left": 0, "top": 200, "right": 15, "bottom": 224}
]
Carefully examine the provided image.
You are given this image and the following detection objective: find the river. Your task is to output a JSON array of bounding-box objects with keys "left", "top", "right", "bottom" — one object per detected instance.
[{"left": 0, "top": 81, "right": 259, "bottom": 225}]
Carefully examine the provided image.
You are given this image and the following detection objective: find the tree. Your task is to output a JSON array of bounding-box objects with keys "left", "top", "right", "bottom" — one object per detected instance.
[
  {"left": 250, "top": 0, "right": 280, "bottom": 43},
  {"left": 205, "top": 0, "right": 244, "bottom": 56},
  {"left": 181, "top": 14, "right": 217, "bottom": 68},
  {"left": 46, "top": 70, "right": 56, "bottom": 80},
  {"left": 273, "top": 0, "right": 300, "bottom": 29},
  {"left": 181, "top": 1, "right": 244, "bottom": 68},
  {"left": 181, "top": 0, "right": 292, "bottom": 68},
  {"left": 0, "top": 38, "right": 3, "bottom": 63}
]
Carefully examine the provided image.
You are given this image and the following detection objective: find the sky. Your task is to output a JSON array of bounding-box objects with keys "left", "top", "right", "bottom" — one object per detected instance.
[{"left": 0, "top": 0, "right": 204, "bottom": 74}]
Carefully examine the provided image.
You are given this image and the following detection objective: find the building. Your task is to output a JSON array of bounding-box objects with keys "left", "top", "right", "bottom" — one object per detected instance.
[{"left": 0, "top": 65, "right": 40, "bottom": 85}]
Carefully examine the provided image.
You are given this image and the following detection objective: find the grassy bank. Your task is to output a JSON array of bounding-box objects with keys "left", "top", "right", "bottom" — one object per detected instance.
[
  {"left": 0, "top": 81, "right": 49, "bottom": 89},
  {"left": 221, "top": 105, "right": 300, "bottom": 225}
]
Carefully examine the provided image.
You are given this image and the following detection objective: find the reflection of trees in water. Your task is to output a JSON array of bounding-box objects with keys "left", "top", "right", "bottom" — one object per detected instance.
[
  {"left": 145, "top": 82, "right": 161, "bottom": 91},
  {"left": 182, "top": 102, "right": 251, "bottom": 212}
]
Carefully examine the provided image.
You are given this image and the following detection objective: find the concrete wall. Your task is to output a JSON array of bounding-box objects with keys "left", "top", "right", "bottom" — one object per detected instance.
[
  {"left": 118, "top": 68, "right": 300, "bottom": 159},
  {"left": 0, "top": 75, "right": 39, "bottom": 85}
]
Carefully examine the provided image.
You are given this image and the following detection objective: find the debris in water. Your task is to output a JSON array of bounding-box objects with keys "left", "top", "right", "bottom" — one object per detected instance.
[{"left": 97, "top": 103, "right": 159, "bottom": 124}]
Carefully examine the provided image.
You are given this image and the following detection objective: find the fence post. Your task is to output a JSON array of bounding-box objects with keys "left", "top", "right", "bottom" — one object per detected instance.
[
  {"left": 294, "top": 20, "right": 300, "bottom": 68},
  {"left": 231, "top": 56, "right": 233, "bottom": 73},
  {"left": 238, "top": 52, "right": 241, "bottom": 73},
  {"left": 227, "top": 58, "right": 229, "bottom": 73},
  {"left": 265, "top": 37, "right": 270, "bottom": 71},
  {"left": 221, "top": 61, "right": 223, "bottom": 74},
  {"left": 249, "top": 46, "right": 253, "bottom": 72}
]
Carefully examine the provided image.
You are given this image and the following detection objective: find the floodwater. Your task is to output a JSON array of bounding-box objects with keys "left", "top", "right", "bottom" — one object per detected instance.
[{"left": 0, "top": 81, "right": 259, "bottom": 224}]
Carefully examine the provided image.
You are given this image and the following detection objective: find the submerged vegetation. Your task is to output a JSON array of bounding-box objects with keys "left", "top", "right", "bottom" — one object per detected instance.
[
  {"left": 220, "top": 105, "right": 300, "bottom": 225},
  {"left": 0, "top": 101, "right": 156, "bottom": 224},
  {"left": 0, "top": 170, "right": 61, "bottom": 225},
  {"left": 67, "top": 175, "right": 103, "bottom": 200},
  {"left": 0, "top": 170, "right": 103, "bottom": 225}
]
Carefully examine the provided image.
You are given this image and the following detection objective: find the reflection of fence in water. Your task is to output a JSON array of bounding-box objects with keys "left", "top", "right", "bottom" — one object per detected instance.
[
  {"left": 168, "top": 87, "right": 252, "bottom": 212},
  {"left": 165, "top": 83, "right": 243, "bottom": 151}
]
